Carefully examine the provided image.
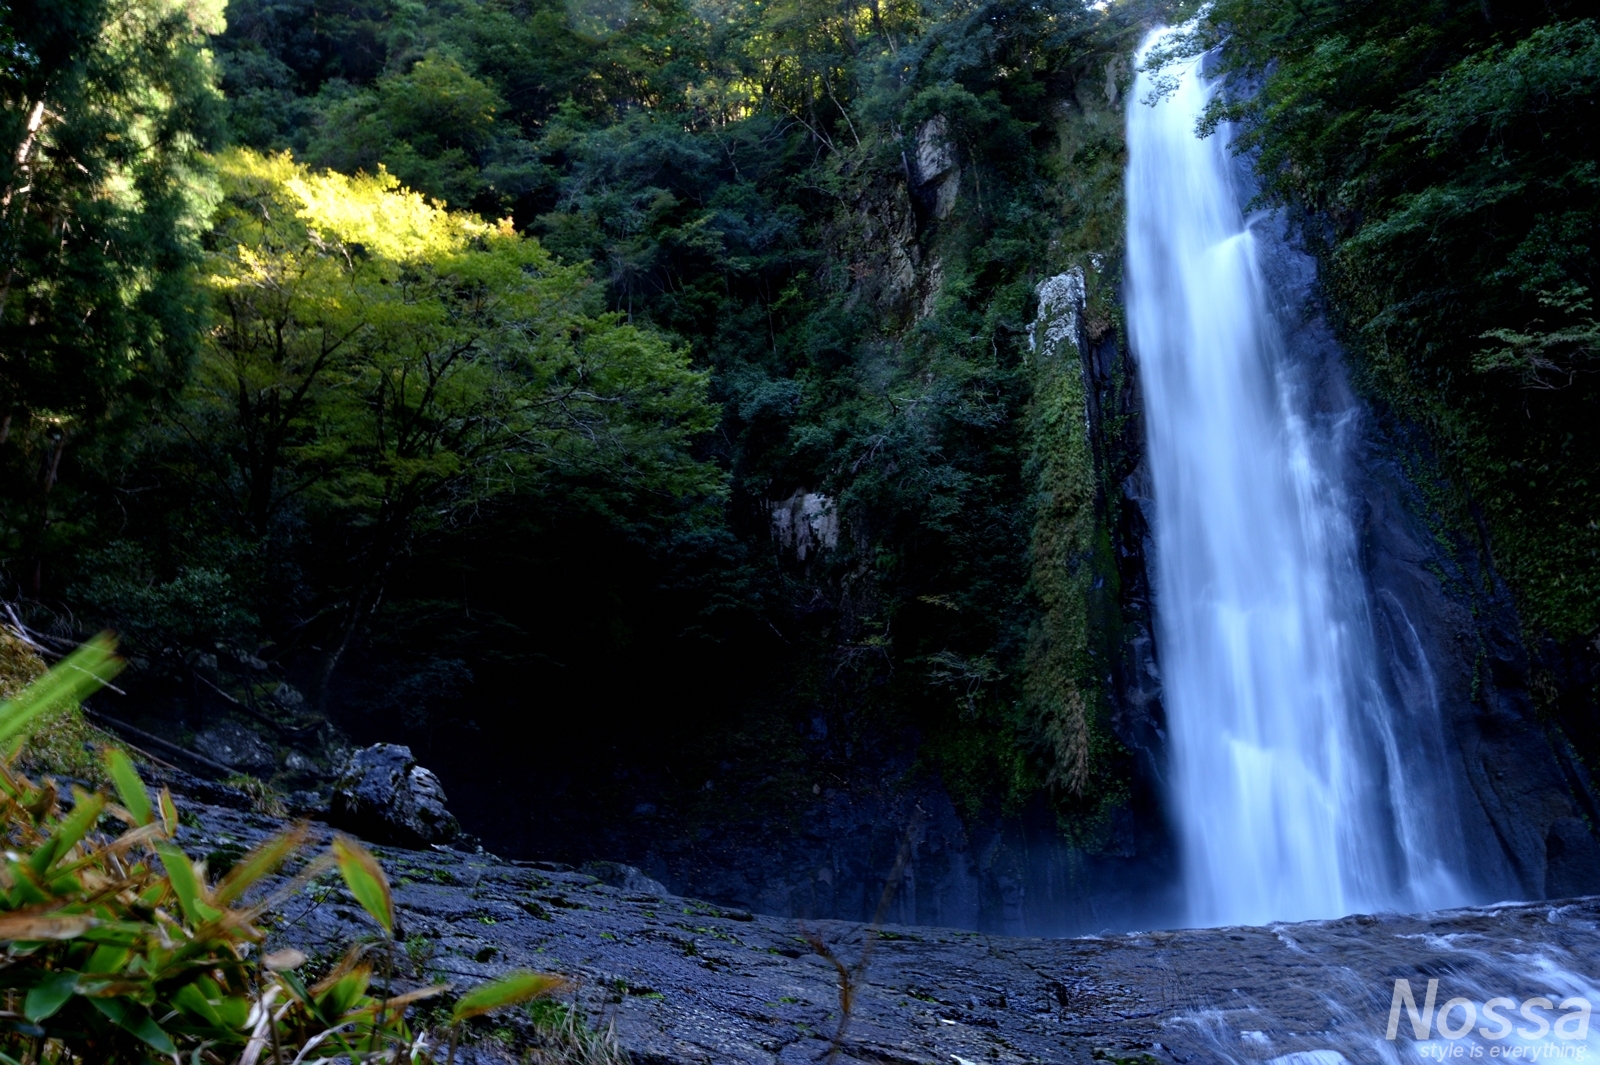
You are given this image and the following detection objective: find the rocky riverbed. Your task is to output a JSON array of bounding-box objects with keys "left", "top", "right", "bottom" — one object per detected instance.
[{"left": 180, "top": 792, "right": 1600, "bottom": 1065}]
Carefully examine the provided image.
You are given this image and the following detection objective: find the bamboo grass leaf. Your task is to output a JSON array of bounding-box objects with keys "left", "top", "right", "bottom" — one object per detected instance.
[
  {"left": 156, "top": 844, "right": 216, "bottom": 924},
  {"left": 172, "top": 982, "right": 224, "bottom": 1026},
  {"left": 0, "top": 910, "right": 99, "bottom": 940},
  {"left": 316, "top": 966, "right": 372, "bottom": 1019},
  {"left": 332, "top": 835, "right": 393, "bottom": 935},
  {"left": 23, "top": 972, "right": 77, "bottom": 1021},
  {"left": 89, "top": 997, "right": 178, "bottom": 1055},
  {"left": 381, "top": 983, "right": 450, "bottom": 1011},
  {"left": 104, "top": 749, "right": 152, "bottom": 827},
  {"left": 214, "top": 823, "right": 308, "bottom": 906},
  {"left": 450, "top": 970, "right": 567, "bottom": 1022},
  {"left": 262, "top": 947, "right": 306, "bottom": 971},
  {"left": 0, "top": 635, "right": 121, "bottom": 750},
  {"left": 157, "top": 789, "right": 178, "bottom": 836},
  {"left": 29, "top": 789, "right": 105, "bottom": 874}
]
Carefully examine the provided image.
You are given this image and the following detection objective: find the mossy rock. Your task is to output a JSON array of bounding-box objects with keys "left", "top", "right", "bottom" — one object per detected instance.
[
  {"left": 1, "top": 627, "right": 125, "bottom": 786},
  {"left": 0, "top": 627, "right": 46, "bottom": 699}
]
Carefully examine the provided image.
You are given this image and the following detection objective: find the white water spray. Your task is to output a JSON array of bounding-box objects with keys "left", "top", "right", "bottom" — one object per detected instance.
[{"left": 1124, "top": 32, "right": 1471, "bottom": 927}]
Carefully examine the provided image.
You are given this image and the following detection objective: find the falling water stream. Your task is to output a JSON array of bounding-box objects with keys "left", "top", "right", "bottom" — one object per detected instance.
[
  {"left": 1124, "top": 31, "right": 1472, "bottom": 930},
  {"left": 1119, "top": 34, "right": 1600, "bottom": 1059}
]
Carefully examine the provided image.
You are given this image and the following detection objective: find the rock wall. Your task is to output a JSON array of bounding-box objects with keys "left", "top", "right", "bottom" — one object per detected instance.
[{"left": 612, "top": 66, "right": 1187, "bottom": 937}]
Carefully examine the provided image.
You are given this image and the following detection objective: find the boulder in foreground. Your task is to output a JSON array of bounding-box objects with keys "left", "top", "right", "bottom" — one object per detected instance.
[{"left": 330, "top": 743, "right": 460, "bottom": 846}]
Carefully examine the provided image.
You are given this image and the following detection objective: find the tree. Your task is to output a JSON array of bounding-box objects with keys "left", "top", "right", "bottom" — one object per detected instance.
[
  {"left": 0, "top": 0, "right": 223, "bottom": 592},
  {"left": 181, "top": 149, "right": 722, "bottom": 697},
  {"left": 306, "top": 53, "right": 505, "bottom": 209}
]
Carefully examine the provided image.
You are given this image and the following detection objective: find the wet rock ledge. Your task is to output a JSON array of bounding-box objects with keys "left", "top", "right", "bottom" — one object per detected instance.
[{"left": 179, "top": 793, "right": 1600, "bottom": 1065}]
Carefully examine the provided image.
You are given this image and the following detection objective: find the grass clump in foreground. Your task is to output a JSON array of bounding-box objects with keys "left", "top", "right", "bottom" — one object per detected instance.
[
  {"left": 523, "top": 1000, "right": 628, "bottom": 1065},
  {"left": 0, "top": 635, "right": 565, "bottom": 1063}
]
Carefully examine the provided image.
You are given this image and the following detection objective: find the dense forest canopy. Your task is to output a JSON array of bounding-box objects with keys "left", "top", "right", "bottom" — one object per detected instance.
[{"left": 0, "top": 0, "right": 1594, "bottom": 843}]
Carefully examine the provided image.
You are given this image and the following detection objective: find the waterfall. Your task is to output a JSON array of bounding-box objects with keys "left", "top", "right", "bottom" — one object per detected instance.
[{"left": 1124, "top": 30, "right": 1472, "bottom": 927}]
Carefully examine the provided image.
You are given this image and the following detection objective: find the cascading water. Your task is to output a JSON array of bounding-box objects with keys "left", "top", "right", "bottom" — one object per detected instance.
[{"left": 1124, "top": 31, "right": 1473, "bottom": 928}]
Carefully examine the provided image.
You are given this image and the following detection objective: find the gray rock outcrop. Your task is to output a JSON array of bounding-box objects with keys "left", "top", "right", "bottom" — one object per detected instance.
[
  {"left": 329, "top": 743, "right": 460, "bottom": 847},
  {"left": 580, "top": 860, "right": 669, "bottom": 896},
  {"left": 193, "top": 721, "right": 276, "bottom": 772},
  {"left": 911, "top": 114, "right": 959, "bottom": 220}
]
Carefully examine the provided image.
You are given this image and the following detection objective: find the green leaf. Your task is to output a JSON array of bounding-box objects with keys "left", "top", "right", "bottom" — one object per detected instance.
[
  {"left": 90, "top": 997, "right": 177, "bottom": 1054},
  {"left": 104, "top": 748, "right": 153, "bottom": 826},
  {"left": 450, "top": 970, "right": 566, "bottom": 1022},
  {"left": 213, "top": 988, "right": 250, "bottom": 1030},
  {"left": 214, "top": 823, "right": 308, "bottom": 905},
  {"left": 172, "top": 982, "right": 224, "bottom": 1026},
  {"left": 127, "top": 1011, "right": 176, "bottom": 1053},
  {"left": 158, "top": 788, "right": 178, "bottom": 835},
  {"left": 332, "top": 835, "right": 393, "bottom": 935},
  {"left": 24, "top": 972, "right": 78, "bottom": 1022},
  {"left": 276, "top": 969, "right": 315, "bottom": 1011},
  {"left": 0, "top": 634, "right": 121, "bottom": 749},
  {"left": 156, "top": 844, "right": 216, "bottom": 924},
  {"left": 316, "top": 967, "right": 372, "bottom": 1019},
  {"left": 5, "top": 859, "right": 51, "bottom": 905},
  {"left": 29, "top": 789, "right": 105, "bottom": 875},
  {"left": 84, "top": 943, "right": 131, "bottom": 974}
]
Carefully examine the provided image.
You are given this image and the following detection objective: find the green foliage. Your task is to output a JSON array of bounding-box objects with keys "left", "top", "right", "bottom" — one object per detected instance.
[
  {"left": 70, "top": 541, "right": 259, "bottom": 656},
  {"left": 0, "top": 0, "right": 224, "bottom": 591},
  {"left": 210, "top": 146, "right": 719, "bottom": 505},
  {"left": 0, "top": 629, "right": 129, "bottom": 788},
  {"left": 524, "top": 999, "right": 628, "bottom": 1065},
  {"left": 9, "top": 0, "right": 1183, "bottom": 846},
  {"left": 0, "top": 0, "right": 223, "bottom": 416},
  {"left": 333, "top": 832, "right": 394, "bottom": 935},
  {"left": 195, "top": 0, "right": 1163, "bottom": 830},
  {"left": 0, "top": 636, "right": 118, "bottom": 746},
  {"left": 451, "top": 970, "right": 566, "bottom": 1022},
  {"left": 93, "top": 148, "right": 720, "bottom": 692},
  {"left": 1025, "top": 301, "right": 1103, "bottom": 794},
  {"left": 223, "top": 774, "right": 288, "bottom": 816},
  {"left": 1194, "top": 0, "right": 1600, "bottom": 640},
  {"left": 0, "top": 640, "right": 563, "bottom": 1063},
  {"left": 306, "top": 52, "right": 505, "bottom": 208}
]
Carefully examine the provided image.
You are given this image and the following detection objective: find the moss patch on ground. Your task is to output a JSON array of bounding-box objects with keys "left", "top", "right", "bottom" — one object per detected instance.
[{"left": 1, "top": 627, "right": 126, "bottom": 787}]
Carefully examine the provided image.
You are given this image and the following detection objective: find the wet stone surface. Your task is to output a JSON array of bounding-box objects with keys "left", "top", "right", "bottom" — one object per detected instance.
[{"left": 182, "top": 800, "right": 1600, "bottom": 1065}]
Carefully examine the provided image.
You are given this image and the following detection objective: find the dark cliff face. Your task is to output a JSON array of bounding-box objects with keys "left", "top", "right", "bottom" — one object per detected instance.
[
  {"left": 1355, "top": 421, "right": 1600, "bottom": 901},
  {"left": 548, "top": 262, "right": 1182, "bottom": 937},
  {"left": 624, "top": 770, "right": 1175, "bottom": 937},
  {"left": 1076, "top": 278, "right": 1171, "bottom": 880}
]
